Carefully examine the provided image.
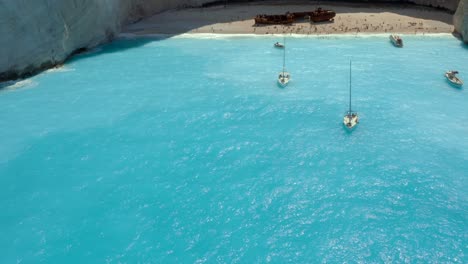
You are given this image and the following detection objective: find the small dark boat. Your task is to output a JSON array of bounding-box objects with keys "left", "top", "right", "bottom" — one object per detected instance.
[
  {"left": 343, "top": 61, "right": 359, "bottom": 129},
  {"left": 274, "top": 42, "right": 284, "bottom": 48},
  {"left": 309, "top": 8, "right": 336, "bottom": 23}
]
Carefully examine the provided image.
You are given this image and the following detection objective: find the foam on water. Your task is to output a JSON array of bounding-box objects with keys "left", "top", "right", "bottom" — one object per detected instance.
[
  {"left": 0, "top": 79, "right": 37, "bottom": 91},
  {"left": 45, "top": 66, "right": 75, "bottom": 74},
  {"left": 0, "top": 35, "right": 467, "bottom": 263}
]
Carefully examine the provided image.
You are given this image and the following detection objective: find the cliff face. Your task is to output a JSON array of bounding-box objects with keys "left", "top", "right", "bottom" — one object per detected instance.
[
  {"left": 0, "top": 0, "right": 212, "bottom": 81},
  {"left": 408, "top": 0, "right": 460, "bottom": 11},
  {"left": 454, "top": 0, "right": 468, "bottom": 42}
]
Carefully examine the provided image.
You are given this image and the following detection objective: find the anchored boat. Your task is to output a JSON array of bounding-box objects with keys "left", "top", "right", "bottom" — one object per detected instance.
[
  {"left": 274, "top": 42, "right": 284, "bottom": 48},
  {"left": 390, "top": 34, "right": 403, "bottom": 47},
  {"left": 445, "top": 71, "right": 463, "bottom": 87},
  {"left": 343, "top": 61, "right": 359, "bottom": 129}
]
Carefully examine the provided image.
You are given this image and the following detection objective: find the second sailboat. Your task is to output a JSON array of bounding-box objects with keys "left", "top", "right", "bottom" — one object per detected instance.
[
  {"left": 277, "top": 36, "right": 290, "bottom": 87},
  {"left": 343, "top": 60, "right": 359, "bottom": 129}
]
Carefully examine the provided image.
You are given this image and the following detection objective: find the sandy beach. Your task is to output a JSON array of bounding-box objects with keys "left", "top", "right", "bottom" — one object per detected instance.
[{"left": 123, "top": 1, "right": 454, "bottom": 36}]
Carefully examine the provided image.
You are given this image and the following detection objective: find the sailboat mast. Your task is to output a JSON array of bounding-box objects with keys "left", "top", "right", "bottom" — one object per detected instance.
[
  {"left": 349, "top": 60, "right": 352, "bottom": 113},
  {"left": 283, "top": 36, "right": 286, "bottom": 74}
]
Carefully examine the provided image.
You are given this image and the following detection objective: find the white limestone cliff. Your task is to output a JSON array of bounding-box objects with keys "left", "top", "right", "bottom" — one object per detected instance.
[
  {"left": 454, "top": 0, "right": 468, "bottom": 42},
  {"left": 0, "top": 0, "right": 212, "bottom": 81}
]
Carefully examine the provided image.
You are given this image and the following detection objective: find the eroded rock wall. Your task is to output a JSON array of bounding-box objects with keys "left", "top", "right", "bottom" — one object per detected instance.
[
  {"left": 454, "top": 0, "right": 468, "bottom": 42},
  {"left": 0, "top": 0, "right": 213, "bottom": 81}
]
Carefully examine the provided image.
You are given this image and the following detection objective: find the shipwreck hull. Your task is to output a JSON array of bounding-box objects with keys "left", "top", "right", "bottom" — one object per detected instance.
[
  {"left": 254, "top": 8, "right": 335, "bottom": 25},
  {"left": 310, "top": 12, "right": 336, "bottom": 22},
  {"left": 254, "top": 14, "right": 294, "bottom": 25}
]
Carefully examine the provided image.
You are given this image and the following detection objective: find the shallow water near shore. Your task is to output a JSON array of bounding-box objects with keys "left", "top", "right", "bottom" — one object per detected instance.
[{"left": 1, "top": 35, "right": 467, "bottom": 263}]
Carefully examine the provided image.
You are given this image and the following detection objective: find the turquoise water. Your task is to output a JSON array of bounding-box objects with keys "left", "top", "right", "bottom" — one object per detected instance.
[{"left": 1, "top": 34, "right": 467, "bottom": 263}]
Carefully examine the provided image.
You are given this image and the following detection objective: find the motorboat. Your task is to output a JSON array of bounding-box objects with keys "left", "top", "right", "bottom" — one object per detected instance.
[
  {"left": 343, "top": 61, "right": 359, "bottom": 129},
  {"left": 389, "top": 34, "right": 403, "bottom": 47},
  {"left": 274, "top": 42, "right": 284, "bottom": 48},
  {"left": 445, "top": 71, "right": 463, "bottom": 87}
]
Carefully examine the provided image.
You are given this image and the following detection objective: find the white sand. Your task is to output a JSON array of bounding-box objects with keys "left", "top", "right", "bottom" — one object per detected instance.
[{"left": 123, "top": 1, "right": 454, "bottom": 36}]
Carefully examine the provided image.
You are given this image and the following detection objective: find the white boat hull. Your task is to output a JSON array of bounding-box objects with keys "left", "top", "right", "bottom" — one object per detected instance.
[
  {"left": 445, "top": 72, "right": 463, "bottom": 87},
  {"left": 389, "top": 34, "right": 403, "bottom": 47},
  {"left": 278, "top": 72, "right": 290, "bottom": 87},
  {"left": 343, "top": 113, "right": 359, "bottom": 129},
  {"left": 274, "top": 43, "right": 284, "bottom": 48}
]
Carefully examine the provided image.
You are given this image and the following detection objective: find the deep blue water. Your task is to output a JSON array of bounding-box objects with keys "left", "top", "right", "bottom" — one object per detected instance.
[{"left": 0, "top": 34, "right": 467, "bottom": 263}]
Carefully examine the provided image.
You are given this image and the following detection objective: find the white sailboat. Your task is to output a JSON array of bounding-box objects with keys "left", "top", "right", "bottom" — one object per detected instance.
[
  {"left": 277, "top": 36, "right": 290, "bottom": 87},
  {"left": 343, "top": 61, "right": 359, "bottom": 129}
]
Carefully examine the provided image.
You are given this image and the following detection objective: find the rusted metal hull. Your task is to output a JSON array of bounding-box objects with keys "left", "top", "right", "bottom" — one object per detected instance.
[
  {"left": 291, "top": 12, "right": 312, "bottom": 19},
  {"left": 255, "top": 8, "right": 335, "bottom": 25},
  {"left": 310, "top": 11, "right": 336, "bottom": 22},
  {"left": 254, "top": 14, "right": 294, "bottom": 25}
]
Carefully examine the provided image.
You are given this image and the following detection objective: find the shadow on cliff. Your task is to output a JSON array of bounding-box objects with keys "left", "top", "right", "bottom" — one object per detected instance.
[{"left": 67, "top": 36, "right": 169, "bottom": 63}]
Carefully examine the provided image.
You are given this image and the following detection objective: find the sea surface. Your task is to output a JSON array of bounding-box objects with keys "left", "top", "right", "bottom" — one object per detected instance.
[{"left": 0, "top": 34, "right": 467, "bottom": 263}]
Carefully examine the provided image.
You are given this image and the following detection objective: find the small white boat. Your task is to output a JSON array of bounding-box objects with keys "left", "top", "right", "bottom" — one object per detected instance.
[
  {"left": 344, "top": 112, "right": 359, "bottom": 129},
  {"left": 343, "top": 61, "right": 359, "bottom": 129},
  {"left": 445, "top": 71, "right": 463, "bottom": 87},
  {"left": 389, "top": 34, "right": 403, "bottom": 47},
  {"left": 278, "top": 71, "right": 290, "bottom": 87},
  {"left": 274, "top": 42, "right": 284, "bottom": 48}
]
